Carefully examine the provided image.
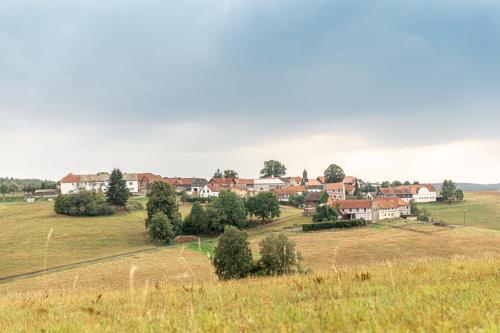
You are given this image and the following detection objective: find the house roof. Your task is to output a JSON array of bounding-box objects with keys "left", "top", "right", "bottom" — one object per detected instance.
[
  {"left": 60, "top": 173, "right": 80, "bottom": 183},
  {"left": 206, "top": 184, "right": 221, "bottom": 192},
  {"left": 209, "top": 178, "right": 236, "bottom": 187},
  {"left": 317, "top": 176, "right": 326, "bottom": 184},
  {"left": 254, "top": 178, "right": 286, "bottom": 185},
  {"left": 306, "top": 179, "right": 322, "bottom": 187},
  {"left": 272, "top": 186, "right": 306, "bottom": 196},
  {"left": 280, "top": 176, "right": 302, "bottom": 184},
  {"left": 335, "top": 200, "right": 373, "bottom": 210},
  {"left": 343, "top": 176, "right": 357, "bottom": 184},
  {"left": 380, "top": 187, "right": 412, "bottom": 195},
  {"left": 305, "top": 191, "right": 323, "bottom": 202},
  {"left": 323, "top": 182, "right": 344, "bottom": 191},
  {"left": 234, "top": 178, "right": 255, "bottom": 185},
  {"left": 374, "top": 197, "right": 408, "bottom": 209}
]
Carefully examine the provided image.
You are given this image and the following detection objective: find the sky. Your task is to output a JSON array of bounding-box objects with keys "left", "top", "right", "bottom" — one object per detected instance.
[{"left": 1, "top": 0, "right": 500, "bottom": 183}]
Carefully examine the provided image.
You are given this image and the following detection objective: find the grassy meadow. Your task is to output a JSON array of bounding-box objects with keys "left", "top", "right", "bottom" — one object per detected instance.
[
  {"left": 419, "top": 192, "right": 500, "bottom": 230},
  {"left": 1, "top": 256, "right": 499, "bottom": 332}
]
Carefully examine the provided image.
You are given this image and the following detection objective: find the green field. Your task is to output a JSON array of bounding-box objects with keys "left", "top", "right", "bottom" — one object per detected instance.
[{"left": 419, "top": 192, "right": 500, "bottom": 230}]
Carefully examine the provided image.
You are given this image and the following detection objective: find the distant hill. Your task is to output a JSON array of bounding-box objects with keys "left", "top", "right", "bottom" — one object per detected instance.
[{"left": 432, "top": 183, "right": 500, "bottom": 192}]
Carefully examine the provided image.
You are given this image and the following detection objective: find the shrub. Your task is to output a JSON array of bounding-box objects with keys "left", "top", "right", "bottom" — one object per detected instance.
[
  {"left": 54, "top": 191, "right": 116, "bottom": 216},
  {"left": 257, "top": 233, "right": 300, "bottom": 276},
  {"left": 126, "top": 201, "right": 144, "bottom": 211},
  {"left": 302, "top": 220, "right": 367, "bottom": 232},
  {"left": 312, "top": 204, "right": 339, "bottom": 222},
  {"left": 148, "top": 212, "right": 175, "bottom": 245},
  {"left": 213, "top": 226, "right": 253, "bottom": 280}
]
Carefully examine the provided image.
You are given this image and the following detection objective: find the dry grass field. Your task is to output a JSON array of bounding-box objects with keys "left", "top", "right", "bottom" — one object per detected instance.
[{"left": 1, "top": 256, "right": 498, "bottom": 332}]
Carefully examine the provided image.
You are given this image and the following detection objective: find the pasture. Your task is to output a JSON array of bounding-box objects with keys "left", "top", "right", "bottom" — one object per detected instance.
[{"left": 419, "top": 192, "right": 500, "bottom": 230}]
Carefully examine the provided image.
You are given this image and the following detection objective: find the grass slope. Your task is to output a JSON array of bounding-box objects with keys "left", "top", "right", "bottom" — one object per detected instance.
[
  {"left": 1, "top": 256, "right": 498, "bottom": 332},
  {"left": 419, "top": 192, "right": 500, "bottom": 230}
]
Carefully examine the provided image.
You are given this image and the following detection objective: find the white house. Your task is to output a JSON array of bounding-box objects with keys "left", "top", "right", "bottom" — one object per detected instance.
[
  {"left": 323, "top": 182, "right": 345, "bottom": 200},
  {"left": 379, "top": 184, "right": 437, "bottom": 203},
  {"left": 60, "top": 172, "right": 140, "bottom": 195},
  {"left": 253, "top": 178, "right": 286, "bottom": 192},
  {"left": 336, "top": 200, "right": 374, "bottom": 221},
  {"left": 199, "top": 184, "right": 221, "bottom": 198}
]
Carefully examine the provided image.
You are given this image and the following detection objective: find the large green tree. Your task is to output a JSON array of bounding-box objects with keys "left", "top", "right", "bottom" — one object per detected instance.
[
  {"left": 182, "top": 202, "right": 207, "bottom": 235},
  {"left": 213, "top": 169, "right": 223, "bottom": 178},
  {"left": 441, "top": 180, "right": 458, "bottom": 203},
  {"left": 146, "top": 182, "right": 182, "bottom": 233},
  {"left": 223, "top": 169, "right": 238, "bottom": 179},
  {"left": 247, "top": 192, "right": 281, "bottom": 222},
  {"left": 148, "top": 212, "right": 175, "bottom": 245},
  {"left": 106, "top": 168, "right": 130, "bottom": 208},
  {"left": 324, "top": 164, "right": 345, "bottom": 183},
  {"left": 213, "top": 226, "right": 254, "bottom": 280},
  {"left": 260, "top": 160, "right": 286, "bottom": 178},
  {"left": 210, "top": 190, "right": 247, "bottom": 230}
]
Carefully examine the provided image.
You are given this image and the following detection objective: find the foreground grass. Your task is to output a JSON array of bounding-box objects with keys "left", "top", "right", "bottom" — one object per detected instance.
[
  {"left": 419, "top": 192, "right": 500, "bottom": 230},
  {"left": 1, "top": 256, "right": 498, "bottom": 332}
]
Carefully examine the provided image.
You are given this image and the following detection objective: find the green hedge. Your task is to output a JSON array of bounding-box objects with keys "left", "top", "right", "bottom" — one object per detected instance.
[
  {"left": 302, "top": 220, "right": 367, "bottom": 232},
  {"left": 54, "top": 191, "right": 116, "bottom": 216}
]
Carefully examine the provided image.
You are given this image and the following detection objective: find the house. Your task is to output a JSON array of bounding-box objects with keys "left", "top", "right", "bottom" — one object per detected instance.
[
  {"left": 200, "top": 184, "right": 221, "bottom": 198},
  {"left": 336, "top": 200, "right": 374, "bottom": 221},
  {"left": 378, "top": 184, "right": 437, "bottom": 203},
  {"left": 271, "top": 186, "right": 306, "bottom": 202},
  {"left": 317, "top": 176, "right": 326, "bottom": 184},
  {"left": 305, "top": 179, "right": 323, "bottom": 192},
  {"left": 208, "top": 178, "right": 236, "bottom": 190},
  {"left": 323, "top": 182, "right": 346, "bottom": 200},
  {"left": 377, "top": 197, "right": 411, "bottom": 217},
  {"left": 304, "top": 191, "right": 333, "bottom": 207},
  {"left": 373, "top": 198, "right": 402, "bottom": 221},
  {"left": 234, "top": 178, "right": 255, "bottom": 190},
  {"left": 33, "top": 189, "right": 58, "bottom": 198},
  {"left": 138, "top": 173, "right": 163, "bottom": 196},
  {"left": 253, "top": 178, "right": 285, "bottom": 192},
  {"left": 280, "top": 176, "right": 302, "bottom": 186},
  {"left": 60, "top": 172, "right": 140, "bottom": 195},
  {"left": 343, "top": 176, "right": 358, "bottom": 195}
]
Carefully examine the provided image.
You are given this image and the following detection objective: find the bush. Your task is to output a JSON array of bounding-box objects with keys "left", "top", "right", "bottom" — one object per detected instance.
[
  {"left": 302, "top": 220, "right": 367, "bottom": 232},
  {"left": 257, "top": 233, "right": 301, "bottom": 276},
  {"left": 312, "top": 204, "right": 339, "bottom": 222},
  {"left": 54, "top": 191, "right": 116, "bottom": 216},
  {"left": 148, "top": 212, "right": 175, "bottom": 245},
  {"left": 146, "top": 182, "right": 182, "bottom": 234},
  {"left": 126, "top": 201, "right": 144, "bottom": 211},
  {"left": 213, "top": 226, "right": 253, "bottom": 280}
]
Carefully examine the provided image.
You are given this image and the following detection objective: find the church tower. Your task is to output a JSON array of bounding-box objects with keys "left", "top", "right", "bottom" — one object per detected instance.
[{"left": 302, "top": 168, "right": 308, "bottom": 185}]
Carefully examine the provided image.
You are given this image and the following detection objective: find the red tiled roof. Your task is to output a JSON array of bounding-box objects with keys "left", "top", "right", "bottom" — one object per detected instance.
[
  {"left": 306, "top": 179, "right": 322, "bottom": 186},
  {"left": 317, "top": 176, "right": 326, "bottom": 184},
  {"left": 343, "top": 176, "right": 356, "bottom": 184},
  {"left": 272, "top": 186, "right": 306, "bottom": 196},
  {"left": 234, "top": 178, "right": 254, "bottom": 185},
  {"left": 324, "top": 182, "right": 344, "bottom": 191},
  {"left": 335, "top": 200, "right": 373, "bottom": 210},
  {"left": 60, "top": 173, "right": 81, "bottom": 183},
  {"left": 207, "top": 184, "right": 221, "bottom": 192}
]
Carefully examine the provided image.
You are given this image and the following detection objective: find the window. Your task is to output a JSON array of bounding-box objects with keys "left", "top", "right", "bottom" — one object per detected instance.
[{"left": 128, "top": 182, "right": 133, "bottom": 186}]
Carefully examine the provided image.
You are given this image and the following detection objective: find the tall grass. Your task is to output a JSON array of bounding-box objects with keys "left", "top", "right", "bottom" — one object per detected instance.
[{"left": 1, "top": 256, "right": 498, "bottom": 332}]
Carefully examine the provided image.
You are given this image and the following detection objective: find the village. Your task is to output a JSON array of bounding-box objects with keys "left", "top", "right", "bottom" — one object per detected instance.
[{"left": 58, "top": 166, "right": 438, "bottom": 224}]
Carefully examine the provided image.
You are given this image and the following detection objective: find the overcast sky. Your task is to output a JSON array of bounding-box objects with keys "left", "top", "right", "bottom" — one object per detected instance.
[{"left": 1, "top": 0, "right": 499, "bottom": 183}]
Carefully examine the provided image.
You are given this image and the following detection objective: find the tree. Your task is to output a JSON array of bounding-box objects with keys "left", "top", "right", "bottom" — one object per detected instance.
[
  {"left": 324, "top": 164, "right": 345, "bottom": 183},
  {"left": 8, "top": 182, "right": 19, "bottom": 196},
  {"left": 319, "top": 191, "right": 330, "bottom": 204},
  {"left": 248, "top": 192, "right": 281, "bottom": 222},
  {"left": 106, "top": 168, "right": 130, "bottom": 208},
  {"left": 210, "top": 190, "right": 247, "bottom": 230},
  {"left": 353, "top": 182, "right": 363, "bottom": 199},
  {"left": 213, "top": 169, "right": 223, "bottom": 178},
  {"left": 0, "top": 184, "right": 8, "bottom": 201},
  {"left": 213, "top": 226, "right": 253, "bottom": 280},
  {"left": 182, "top": 202, "right": 207, "bottom": 235},
  {"left": 392, "top": 180, "right": 402, "bottom": 187},
  {"left": 54, "top": 190, "right": 115, "bottom": 216},
  {"left": 288, "top": 193, "right": 306, "bottom": 208},
  {"left": 148, "top": 212, "right": 175, "bottom": 245},
  {"left": 24, "top": 183, "right": 37, "bottom": 195},
  {"left": 257, "top": 233, "right": 300, "bottom": 276},
  {"left": 381, "top": 181, "right": 391, "bottom": 188},
  {"left": 455, "top": 189, "right": 464, "bottom": 202},
  {"left": 146, "top": 182, "right": 182, "bottom": 234},
  {"left": 260, "top": 160, "right": 286, "bottom": 178},
  {"left": 312, "top": 204, "right": 339, "bottom": 222},
  {"left": 441, "top": 180, "right": 458, "bottom": 203},
  {"left": 363, "top": 182, "right": 377, "bottom": 193},
  {"left": 403, "top": 181, "right": 411, "bottom": 186},
  {"left": 223, "top": 169, "right": 238, "bottom": 179},
  {"left": 409, "top": 199, "right": 419, "bottom": 215}
]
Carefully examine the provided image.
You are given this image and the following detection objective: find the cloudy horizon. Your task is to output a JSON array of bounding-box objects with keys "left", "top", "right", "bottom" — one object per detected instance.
[{"left": 1, "top": 0, "right": 499, "bottom": 183}]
